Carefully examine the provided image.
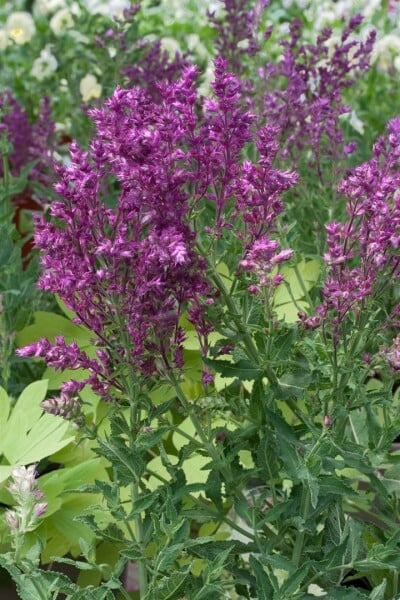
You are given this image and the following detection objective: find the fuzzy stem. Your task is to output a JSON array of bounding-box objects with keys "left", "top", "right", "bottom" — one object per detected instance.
[{"left": 128, "top": 388, "right": 148, "bottom": 598}]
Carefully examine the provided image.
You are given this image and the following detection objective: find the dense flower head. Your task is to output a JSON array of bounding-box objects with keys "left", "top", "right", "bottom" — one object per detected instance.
[
  {"left": 0, "top": 93, "right": 56, "bottom": 209},
  {"left": 95, "top": 6, "right": 189, "bottom": 103},
  {"left": 22, "top": 59, "right": 296, "bottom": 399},
  {"left": 5, "top": 465, "right": 47, "bottom": 536},
  {"left": 208, "top": 0, "right": 268, "bottom": 74},
  {"left": 260, "top": 16, "right": 376, "bottom": 173},
  {"left": 301, "top": 117, "right": 400, "bottom": 342},
  {"left": 0, "top": 93, "right": 54, "bottom": 180},
  {"left": 121, "top": 39, "right": 190, "bottom": 102},
  {"left": 40, "top": 392, "right": 85, "bottom": 426}
]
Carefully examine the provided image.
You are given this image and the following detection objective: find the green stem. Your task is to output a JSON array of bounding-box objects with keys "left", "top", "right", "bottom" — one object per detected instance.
[
  {"left": 292, "top": 485, "right": 310, "bottom": 567},
  {"left": 128, "top": 390, "right": 148, "bottom": 598},
  {"left": 393, "top": 571, "right": 399, "bottom": 596},
  {"left": 1, "top": 150, "right": 11, "bottom": 219},
  {"left": 202, "top": 254, "right": 285, "bottom": 403}
]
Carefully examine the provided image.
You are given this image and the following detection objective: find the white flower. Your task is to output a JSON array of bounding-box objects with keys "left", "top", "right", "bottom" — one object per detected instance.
[
  {"left": 31, "top": 45, "right": 58, "bottom": 80},
  {"left": 0, "top": 29, "right": 8, "bottom": 51},
  {"left": 33, "top": 0, "right": 66, "bottom": 15},
  {"left": 342, "top": 110, "right": 365, "bottom": 135},
  {"left": 50, "top": 7, "right": 74, "bottom": 35},
  {"left": 373, "top": 33, "right": 400, "bottom": 72},
  {"left": 6, "top": 12, "right": 35, "bottom": 45},
  {"left": 83, "top": 0, "right": 130, "bottom": 18},
  {"left": 79, "top": 74, "right": 102, "bottom": 102}
]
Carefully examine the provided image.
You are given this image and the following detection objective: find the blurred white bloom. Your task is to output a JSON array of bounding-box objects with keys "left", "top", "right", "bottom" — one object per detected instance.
[
  {"left": 50, "top": 7, "right": 74, "bottom": 35},
  {"left": 6, "top": 12, "right": 35, "bottom": 45},
  {"left": 186, "top": 34, "right": 209, "bottom": 60},
  {"left": 373, "top": 34, "right": 400, "bottom": 71},
  {"left": 349, "top": 110, "right": 365, "bottom": 135},
  {"left": 83, "top": 0, "right": 130, "bottom": 17},
  {"left": 80, "top": 74, "right": 102, "bottom": 102},
  {"left": 34, "top": 0, "right": 66, "bottom": 15},
  {"left": 394, "top": 55, "right": 400, "bottom": 72},
  {"left": 362, "top": 0, "right": 381, "bottom": 19},
  {"left": 31, "top": 45, "right": 58, "bottom": 80},
  {"left": 70, "top": 2, "right": 82, "bottom": 16},
  {"left": 0, "top": 29, "right": 8, "bottom": 51}
]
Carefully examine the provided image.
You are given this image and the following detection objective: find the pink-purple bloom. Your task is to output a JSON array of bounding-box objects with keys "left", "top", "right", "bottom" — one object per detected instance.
[
  {"left": 17, "top": 58, "right": 297, "bottom": 402},
  {"left": 5, "top": 465, "right": 47, "bottom": 535},
  {"left": 301, "top": 117, "right": 400, "bottom": 351},
  {"left": 260, "top": 16, "right": 375, "bottom": 174}
]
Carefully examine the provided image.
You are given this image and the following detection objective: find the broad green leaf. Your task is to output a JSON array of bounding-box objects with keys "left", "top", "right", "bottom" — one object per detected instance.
[
  {"left": 39, "top": 460, "right": 109, "bottom": 563},
  {"left": 275, "top": 300, "right": 309, "bottom": 323},
  {"left": 238, "top": 450, "right": 255, "bottom": 469},
  {"left": 0, "top": 386, "right": 10, "bottom": 431},
  {"left": 0, "top": 465, "right": 12, "bottom": 486},
  {"left": 146, "top": 453, "right": 210, "bottom": 494},
  {"left": 43, "top": 365, "right": 90, "bottom": 391},
  {"left": 273, "top": 259, "right": 320, "bottom": 323},
  {"left": 16, "top": 311, "right": 94, "bottom": 349},
  {"left": 274, "top": 260, "right": 320, "bottom": 306},
  {"left": 0, "top": 381, "right": 74, "bottom": 465},
  {"left": 183, "top": 330, "right": 224, "bottom": 352}
]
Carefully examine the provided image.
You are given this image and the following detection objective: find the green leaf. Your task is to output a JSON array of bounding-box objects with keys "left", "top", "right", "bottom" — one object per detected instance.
[
  {"left": 275, "top": 561, "right": 311, "bottom": 598},
  {"left": 0, "top": 386, "right": 10, "bottom": 430},
  {"left": 204, "top": 358, "right": 262, "bottom": 381},
  {"left": 149, "top": 566, "right": 191, "bottom": 600},
  {"left": 16, "top": 311, "right": 94, "bottom": 349},
  {"left": 0, "top": 381, "right": 74, "bottom": 465},
  {"left": 273, "top": 259, "right": 320, "bottom": 323},
  {"left": 274, "top": 259, "right": 320, "bottom": 306},
  {"left": 369, "top": 580, "right": 387, "bottom": 600},
  {"left": 249, "top": 555, "right": 274, "bottom": 597}
]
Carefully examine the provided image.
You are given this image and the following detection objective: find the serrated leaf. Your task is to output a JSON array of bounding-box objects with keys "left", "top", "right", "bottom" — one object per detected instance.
[
  {"left": 129, "top": 490, "right": 160, "bottom": 517},
  {"left": 249, "top": 555, "right": 274, "bottom": 597},
  {"left": 275, "top": 561, "right": 311, "bottom": 598},
  {"left": 148, "top": 566, "right": 191, "bottom": 600}
]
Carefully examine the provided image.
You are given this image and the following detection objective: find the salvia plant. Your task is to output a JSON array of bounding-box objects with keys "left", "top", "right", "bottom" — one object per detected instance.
[{"left": 1, "top": 1, "right": 400, "bottom": 599}]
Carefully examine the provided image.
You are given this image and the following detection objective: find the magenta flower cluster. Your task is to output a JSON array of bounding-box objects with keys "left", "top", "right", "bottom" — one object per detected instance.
[
  {"left": 0, "top": 93, "right": 55, "bottom": 201},
  {"left": 261, "top": 16, "right": 375, "bottom": 172},
  {"left": 18, "top": 58, "right": 296, "bottom": 401},
  {"left": 208, "top": 0, "right": 268, "bottom": 74},
  {"left": 300, "top": 117, "right": 400, "bottom": 345}
]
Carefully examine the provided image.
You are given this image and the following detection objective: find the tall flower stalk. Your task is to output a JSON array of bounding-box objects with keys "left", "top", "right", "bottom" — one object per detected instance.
[{"left": 17, "top": 58, "right": 297, "bottom": 593}]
